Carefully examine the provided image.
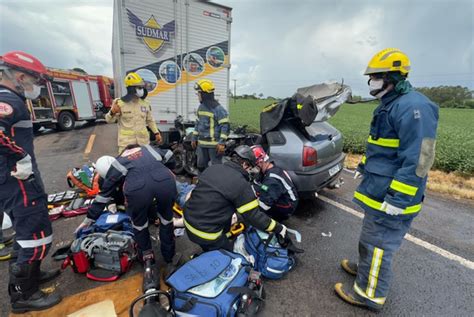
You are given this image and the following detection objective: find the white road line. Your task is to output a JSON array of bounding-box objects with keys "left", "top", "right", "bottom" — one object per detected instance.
[{"left": 318, "top": 194, "right": 474, "bottom": 271}]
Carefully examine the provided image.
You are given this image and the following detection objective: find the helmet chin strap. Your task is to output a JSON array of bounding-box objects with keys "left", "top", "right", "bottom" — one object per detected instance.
[{"left": 373, "top": 87, "right": 391, "bottom": 99}]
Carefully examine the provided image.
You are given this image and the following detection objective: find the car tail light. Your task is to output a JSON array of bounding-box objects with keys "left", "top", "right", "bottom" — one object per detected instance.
[{"left": 303, "top": 146, "right": 317, "bottom": 166}]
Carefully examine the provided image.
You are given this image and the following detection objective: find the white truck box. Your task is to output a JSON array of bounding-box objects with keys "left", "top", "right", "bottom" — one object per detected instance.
[{"left": 112, "top": 0, "right": 232, "bottom": 131}]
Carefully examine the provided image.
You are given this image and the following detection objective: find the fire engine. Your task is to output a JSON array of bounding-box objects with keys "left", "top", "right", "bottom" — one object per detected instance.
[{"left": 28, "top": 68, "right": 114, "bottom": 131}]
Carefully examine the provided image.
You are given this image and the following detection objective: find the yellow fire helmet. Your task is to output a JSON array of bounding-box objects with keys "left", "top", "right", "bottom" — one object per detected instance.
[
  {"left": 124, "top": 72, "right": 145, "bottom": 87},
  {"left": 194, "top": 79, "right": 215, "bottom": 93},
  {"left": 364, "top": 48, "right": 411, "bottom": 76}
]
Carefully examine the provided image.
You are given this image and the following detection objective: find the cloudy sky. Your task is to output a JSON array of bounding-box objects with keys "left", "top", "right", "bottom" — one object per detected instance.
[{"left": 0, "top": 0, "right": 472, "bottom": 97}]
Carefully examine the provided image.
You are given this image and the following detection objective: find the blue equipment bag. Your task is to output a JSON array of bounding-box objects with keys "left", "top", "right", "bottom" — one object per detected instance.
[
  {"left": 244, "top": 226, "right": 295, "bottom": 279},
  {"left": 76, "top": 211, "right": 133, "bottom": 238},
  {"left": 167, "top": 250, "right": 256, "bottom": 317}
]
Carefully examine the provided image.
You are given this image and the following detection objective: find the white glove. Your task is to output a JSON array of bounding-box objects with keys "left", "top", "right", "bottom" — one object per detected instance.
[
  {"left": 75, "top": 217, "right": 95, "bottom": 233},
  {"left": 278, "top": 224, "right": 287, "bottom": 238},
  {"left": 286, "top": 228, "right": 302, "bottom": 243},
  {"left": 11, "top": 154, "right": 33, "bottom": 180},
  {"left": 354, "top": 171, "right": 362, "bottom": 180},
  {"left": 381, "top": 201, "right": 404, "bottom": 216}
]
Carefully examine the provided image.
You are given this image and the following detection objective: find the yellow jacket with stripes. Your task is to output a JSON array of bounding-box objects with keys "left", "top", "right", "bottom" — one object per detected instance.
[{"left": 105, "top": 98, "right": 159, "bottom": 152}]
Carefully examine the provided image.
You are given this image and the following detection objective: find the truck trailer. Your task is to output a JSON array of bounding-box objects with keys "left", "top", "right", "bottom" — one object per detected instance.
[{"left": 112, "top": 0, "right": 232, "bottom": 141}]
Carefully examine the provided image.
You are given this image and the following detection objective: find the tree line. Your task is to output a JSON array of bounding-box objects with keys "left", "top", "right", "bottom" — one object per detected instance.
[
  {"left": 230, "top": 85, "right": 474, "bottom": 109},
  {"left": 326, "top": 85, "right": 474, "bottom": 109},
  {"left": 415, "top": 86, "right": 473, "bottom": 109}
]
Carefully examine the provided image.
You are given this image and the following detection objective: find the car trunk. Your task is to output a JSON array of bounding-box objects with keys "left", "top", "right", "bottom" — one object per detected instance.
[
  {"left": 304, "top": 121, "right": 344, "bottom": 167},
  {"left": 265, "top": 82, "right": 350, "bottom": 172}
]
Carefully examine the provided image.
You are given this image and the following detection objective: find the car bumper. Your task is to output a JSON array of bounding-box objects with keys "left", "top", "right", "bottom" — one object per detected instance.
[{"left": 289, "top": 153, "right": 346, "bottom": 195}]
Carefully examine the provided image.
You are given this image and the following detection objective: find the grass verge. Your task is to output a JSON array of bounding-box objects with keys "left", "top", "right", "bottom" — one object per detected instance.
[{"left": 344, "top": 153, "right": 474, "bottom": 201}]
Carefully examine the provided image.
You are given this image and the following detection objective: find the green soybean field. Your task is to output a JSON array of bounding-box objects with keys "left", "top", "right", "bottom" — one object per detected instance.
[{"left": 229, "top": 99, "right": 474, "bottom": 175}]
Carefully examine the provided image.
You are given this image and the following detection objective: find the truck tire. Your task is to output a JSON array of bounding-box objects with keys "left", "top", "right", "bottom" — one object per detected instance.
[
  {"left": 57, "top": 111, "right": 75, "bottom": 131},
  {"left": 172, "top": 146, "right": 185, "bottom": 175}
]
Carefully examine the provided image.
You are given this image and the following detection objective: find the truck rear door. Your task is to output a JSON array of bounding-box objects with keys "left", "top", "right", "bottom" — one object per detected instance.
[{"left": 112, "top": 0, "right": 232, "bottom": 129}]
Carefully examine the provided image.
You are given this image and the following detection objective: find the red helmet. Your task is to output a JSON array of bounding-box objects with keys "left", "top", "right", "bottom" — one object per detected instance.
[
  {"left": 0, "top": 51, "right": 48, "bottom": 80},
  {"left": 251, "top": 145, "right": 269, "bottom": 164}
]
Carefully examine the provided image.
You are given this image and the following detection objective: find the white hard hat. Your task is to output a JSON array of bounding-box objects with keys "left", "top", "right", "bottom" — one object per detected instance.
[{"left": 95, "top": 155, "right": 115, "bottom": 178}]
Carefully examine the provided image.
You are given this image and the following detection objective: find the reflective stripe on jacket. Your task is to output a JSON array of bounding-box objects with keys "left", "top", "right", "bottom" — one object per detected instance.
[
  {"left": 87, "top": 145, "right": 174, "bottom": 220},
  {"left": 105, "top": 98, "right": 158, "bottom": 151},
  {"left": 256, "top": 166, "right": 298, "bottom": 212},
  {"left": 192, "top": 102, "right": 230, "bottom": 147},
  {"left": 183, "top": 160, "right": 281, "bottom": 241},
  {"left": 354, "top": 86, "right": 439, "bottom": 218}
]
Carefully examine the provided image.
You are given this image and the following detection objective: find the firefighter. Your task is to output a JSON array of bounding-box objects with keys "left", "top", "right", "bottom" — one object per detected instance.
[
  {"left": 76, "top": 144, "right": 177, "bottom": 264},
  {"left": 191, "top": 79, "right": 230, "bottom": 172},
  {"left": 184, "top": 145, "right": 287, "bottom": 251},
  {"left": 334, "top": 48, "right": 439, "bottom": 311},
  {"left": 0, "top": 51, "right": 61, "bottom": 313},
  {"left": 251, "top": 145, "right": 299, "bottom": 222},
  {"left": 106, "top": 72, "right": 162, "bottom": 153}
]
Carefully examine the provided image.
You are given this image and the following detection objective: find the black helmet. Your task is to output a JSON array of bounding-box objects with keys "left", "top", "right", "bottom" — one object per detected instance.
[{"left": 232, "top": 145, "right": 257, "bottom": 166}]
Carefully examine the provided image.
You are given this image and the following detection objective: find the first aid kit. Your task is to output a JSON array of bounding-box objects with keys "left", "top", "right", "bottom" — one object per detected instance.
[{"left": 166, "top": 250, "right": 264, "bottom": 317}]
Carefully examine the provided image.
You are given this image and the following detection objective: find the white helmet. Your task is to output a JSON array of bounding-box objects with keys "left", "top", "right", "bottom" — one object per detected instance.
[{"left": 95, "top": 155, "right": 115, "bottom": 178}]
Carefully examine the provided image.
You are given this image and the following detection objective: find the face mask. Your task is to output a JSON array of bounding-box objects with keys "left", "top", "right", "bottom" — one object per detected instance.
[
  {"left": 23, "top": 84, "right": 41, "bottom": 100},
  {"left": 368, "top": 78, "right": 388, "bottom": 99},
  {"left": 5, "top": 70, "right": 41, "bottom": 99},
  {"left": 248, "top": 166, "right": 260, "bottom": 181},
  {"left": 136, "top": 88, "right": 144, "bottom": 98},
  {"left": 368, "top": 78, "right": 384, "bottom": 92}
]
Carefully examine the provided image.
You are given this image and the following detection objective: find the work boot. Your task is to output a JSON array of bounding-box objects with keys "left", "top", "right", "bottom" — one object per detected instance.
[
  {"left": 341, "top": 259, "right": 358, "bottom": 276},
  {"left": 33, "top": 260, "right": 61, "bottom": 285},
  {"left": 164, "top": 252, "right": 182, "bottom": 278},
  {"left": 0, "top": 243, "right": 13, "bottom": 261},
  {"left": 1, "top": 230, "right": 15, "bottom": 245},
  {"left": 9, "top": 262, "right": 62, "bottom": 313},
  {"left": 11, "top": 289, "right": 62, "bottom": 314},
  {"left": 39, "top": 268, "right": 61, "bottom": 284},
  {"left": 334, "top": 283, "right": 382, "bottom": 312}
]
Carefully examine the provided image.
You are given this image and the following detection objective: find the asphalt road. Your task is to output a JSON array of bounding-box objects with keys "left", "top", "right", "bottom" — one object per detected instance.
[{"left": 1, "top": 123, "right": 473, "bottom": 316}]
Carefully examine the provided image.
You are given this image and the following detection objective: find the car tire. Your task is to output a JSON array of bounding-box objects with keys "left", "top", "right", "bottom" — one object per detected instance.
[{"left": 56, "top": 111, "right": 75, "bottom": 131}]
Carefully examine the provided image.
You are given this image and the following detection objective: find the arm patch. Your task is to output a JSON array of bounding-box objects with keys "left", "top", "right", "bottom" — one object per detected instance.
[
  {"left": 416, "top": 138, "right": 436, "bottom": 178},
  {"left": 0, "top": 102, "right": 14, "bottom": 117}
]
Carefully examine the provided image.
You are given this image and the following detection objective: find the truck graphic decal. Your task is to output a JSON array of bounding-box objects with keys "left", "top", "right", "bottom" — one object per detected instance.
[
  {"left": 128, "top": 41, "right": 228, "bottom": 96},
  {"left": 127, "top": 9, "right": 175, "bottom": 53}
]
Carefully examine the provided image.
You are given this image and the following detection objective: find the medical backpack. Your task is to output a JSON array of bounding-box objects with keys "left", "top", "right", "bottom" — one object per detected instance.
[
  {"left": 62, "top": 212, "right": 137, "bottom": 281},
  {"left": 166, "top": 250, "right": 264, "bottom": 317},
  {"left": 62, "top": 230, "right": 136, "bottom": 282},
  {"left": 244, "top": 226, "right": 295, "bottom": 279}
]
